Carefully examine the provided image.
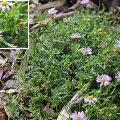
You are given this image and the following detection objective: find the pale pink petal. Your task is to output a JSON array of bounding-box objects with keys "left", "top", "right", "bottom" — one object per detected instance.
[
  {"left": 6, "top": 5, "right": 10, "bottom": 11},
  {"left": 100, "top": 83, "right": 103, "bottom": 86},
  {"left": 8, "top": 2, "right": 14, "bottom": 7},
  {"left": 84, "top": 98, "right": 89, "bottom": 103},
  {"left": 81, "top": 0, "right": 89, "bottom": 4},
  {"left": 96, "top": 79, "right": 102, "bottom": 82},
  {"left": 104, "top": 81, "right": 111, "bottom": 86},
  {"left": 2, "top": 6, "right": 6, "bottom": 12},
  {"left": 93, "top": 98, "right": 97, "bottom": 101}
]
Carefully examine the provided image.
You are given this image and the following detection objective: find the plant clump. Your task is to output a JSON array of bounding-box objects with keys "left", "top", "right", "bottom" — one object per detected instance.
[{"left": 7, "top": 8, "right": 120, "bottom": 120}]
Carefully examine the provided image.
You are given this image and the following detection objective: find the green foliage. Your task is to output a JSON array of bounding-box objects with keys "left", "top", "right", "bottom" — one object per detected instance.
[
  {"left": 9, "top": 8, "right": 120, "bottom": 119},
  {"left": 0, "top": 1, "right": 28, "bottom": 48}
]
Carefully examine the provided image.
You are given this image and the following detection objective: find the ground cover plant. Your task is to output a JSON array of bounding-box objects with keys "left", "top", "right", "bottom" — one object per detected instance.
[
  {"left": 0, "top": 1, "right": 28, "bottom": 48},
  {"left": 6, "top": 5, "right": 120, "bottom": 120}
]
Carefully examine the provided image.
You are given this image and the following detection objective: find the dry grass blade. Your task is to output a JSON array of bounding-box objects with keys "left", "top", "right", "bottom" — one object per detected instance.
[
  {"left": 31, "top": 0, "right": 38, "bottom": 4},
  {"left": 88, "top": 1, "right": 98, "bottom": 8},
  {"left": 39, "top": 0, "right": 66, "bottom": 10},
  {"left": 42, "top": 106, "right": 54, "bottom": 116},
  {"left": 117, "top": 6, "right": 120, "bottom": 11},
  {"left": 57, "top": 83, "right": 89, "bottom": 120},
  {"left": 0, "top": 103, "right": 6, "bottom": 120}
]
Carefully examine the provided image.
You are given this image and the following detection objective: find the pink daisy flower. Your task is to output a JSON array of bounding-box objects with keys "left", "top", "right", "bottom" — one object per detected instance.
[
  {"left": 116, "top": 40, "right": 120, "bottom": 47},
  {"left": 71, "top": 111, "right": 88, "bottom": 120},
  {"left": 70, "top": 33, "right": 81, "bottom": 39},
  {"left": 48, "top": 7, "right": 58, "bottom": 15},
  {"left": 115, "top": 71, "right": 120, "bottom": 81},
  {"left": 84, "top": 95, "right": 97, "bottom": 104},
  {"left": 10, "top": 49, "right": 20, "bottom": 58},
  {"left": 81, "top": 0, "right": 89, "bottom": 4},
  {"left": 81, "top": 47, "right": 92, "bottom": 55},
  {"left": 96, "top": 74, "right": 112, "bottom": 86}
]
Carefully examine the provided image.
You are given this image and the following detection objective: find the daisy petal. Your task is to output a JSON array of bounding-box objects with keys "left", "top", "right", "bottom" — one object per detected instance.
[{"left": 2, "top": 6, "right": 6, "bottom": 12}]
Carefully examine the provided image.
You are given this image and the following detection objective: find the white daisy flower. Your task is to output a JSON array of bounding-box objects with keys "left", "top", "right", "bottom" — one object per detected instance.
[
  {"left": 0, "top": 1, "right": 14, "bottom": 13},
  {"left": 48, "top": 7, "right": 58, "bottom": 15}
]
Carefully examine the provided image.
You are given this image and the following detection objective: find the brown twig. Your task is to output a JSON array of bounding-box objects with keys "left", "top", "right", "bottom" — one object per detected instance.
[
  {"left": 88, "top": 1, "right": 98, "bottom": 8},
  {"left": 109, "top": 0, "right": 120, "bottom": 12},
  {"left": 117, "top": 6, "right": 120, "bottom": 11},
  {"left": 0, "top": 58, "right": 8, "bottom": 67},
  {"left": 29, "top": 11, "right": 77, "bottom": 32},
  {"left": 68, "top": 3, "right": 81, "bottom": 11},
  {"left": 30, "top": 0, "right": 66, "bottom": 13}
]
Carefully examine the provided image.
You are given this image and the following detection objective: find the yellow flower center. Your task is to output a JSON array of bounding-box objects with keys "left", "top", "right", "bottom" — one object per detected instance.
[
  {"left": 101, "top": 78, "right": 106, "bottom": 82},
  {"left": 112, "top": 47, "right": 118, "bottom": 52},
  {"left": 18, "top": 22, "right": 24, "bottom": 27},
  {"left": 111, "top": 106, "right": 117, "bottom": 111},
  {"left": 83, "top": 17, "right": 86, "bottom": 21},
  {"left": 42, "top": 84, "right": 46, "bottom": 89},
  {"left": 98, "top": 29, "right": 102, "bottom": 32},
  {"left": 118, "top": 76, "right": 120, "bottom": 79},
  {"left": 74, "top": 34, "right": 79, "bottom": 38},
  {"left": 98, "top": 32, "right": 102, "bottom": 35},
  {"left": 85, "top": 50, "right": 88, "bottom": 54},
  {"left": 29, "top": 4, "right": 32, "bottom": 7},
  {"left": 53, "top": 14, "right": 56, "bottom": 18},
  {"left": 100, "top": 44, "right": 106, "bottom": 49},
  {"left": 98, "top": 112, "right": 103, "bottom": 116},
  {"left": 1, "top": 1, "right": 7, "bottom": 6},
  {"left": 76, "top": 115, "right": 81, "bottom": 120},
  {"left": 14, "top": 51, "right": 17, "bottom": 55},
  {"left": 97, "top": 29, "right": 102, "bottom": 35},
  {"left": 88, "top": 95, "right": 93, "bottom": 100},
  {"left": 106, "top": 55, "right": 111, "bottom": 60},
  {"left": 51, "top": 9, "right": 55, "bottom": 12},
  {"left": 78, "top": 48, "right": 82, "bottom": 52},
  {"left": 37, "top": 21, "right": 42, "bottom": 25}
]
